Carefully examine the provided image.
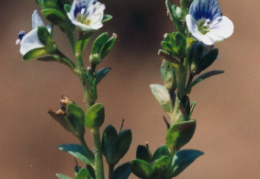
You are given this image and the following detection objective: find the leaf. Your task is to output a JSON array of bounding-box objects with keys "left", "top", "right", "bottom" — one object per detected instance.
[
  {"left": 152, "top": 145, "right": 170, "bottom": 161},
  {"left": 198, "top": 48, "right": 219, "bottom": 72},
  {"left": 56, "top": 173, "right": 73, "bottom": 179},
  {"left": 113, "top": 162, "right": 132, "bottom": 179},
  {"left": 75, "top": 32, "right": 93, "bottom": 54},
  {"left": 58, "top": 144, "right": 93, "bottom": 164},
  {"left": 130, "top": 159, "right": 153, "bottom": 178},
  {"left": 102, "top": 125, "right": 118, "bottom": 164},
  {"left": 64, "top": 4, "right": 71, "bottom": 13},
  {"left": 75, "top": 168, "right": 92, "bottom": 179},
  {"left": 23, "top": 48, "right": 48, "bottom": 60},
  {"left": 41, "top": 8, "right": 67, "bottom": 29},
  {"left": 95, "top": 67, "right": 111, "bottom": 85},
  {"left": 150, "top": 84, "right": 171, "bottom": 113},
  {"left": 189, "top": 101, "right": 197, "bottom": 120},
  {"left": 152, "top": 156, "right": 171, "bottom": 176},
  {"left": 191, "top": 70, "right": 224, "bottom": 88},
  {"left": 85, "top": 103, "right": 105, "bottom": 129},
  {"left": 161, "top": 60, "right": 177, "bottom": 91},
  {"left": 166, "top": 120, "right": 196, "bottom": 154},
  {"left": 102, "top": 14, "right": 113, "bottom": 22},
  {"left": 100, "top": 34, "right": 117, "bottom": 59},
  {"left": 91, "top": 33, "right": 109, "bottom": 55},
  {"left": 36, "top": 0, "right": 59, "bottom": 8},
  {"left": 66, "top": 103, "right": 85, "bottom": 137},
  {"left": 136, "top": 145, "right": 152, "bottom": 163},
  {"left": 37, "top": 26, "right": 56, "bottom": 52},
  {"left": 115, "top": 129, "right": 132, "bottom": 161},
  {"left": 171, "top": 149, "right": 204, "bottom": 177}
]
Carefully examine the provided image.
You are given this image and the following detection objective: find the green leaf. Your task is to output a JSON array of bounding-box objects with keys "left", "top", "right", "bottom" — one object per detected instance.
[
  {"left": 150, "top": 84, "right": 171, "bottom": 113},
  {"left": 189, "top": 101, "right": 197, "bottom": 120},
  {"left": 152, "top": 145, "right": 170, "bottom": 161},
  {"left": 91, "top": 33, "right": 109, "bottom": 55},
  {"left": 171, "top": 149, "right": 204, "bottom": 177},
  {"left": 85, "top": 103, "right": 105, "bottom": 129},
  {"left": 152, "top": 156, "right": 171, "bottom": 176},
  {"left": 130, "top": 159, "right": 153, "bottom": 179},
  {"left": 66, "top": 103, "right": 85, "bottom": 137},
  {"left": 166, "top": 120, "right": 196, "bottom": 154},
  {"left": 75, "top": 168, "right": 92, "bottom": 179},
  {"left": 95, "top": 67, "right": 111, "bottom": 85},
  {"left": 102, "top": 14, "right": 113, "bottom": 22},
  {"left": 198, "top": 48, "right": 219, "bottom": 72},
  {"left": 41, "top": 8, "right": 67, "bottom": 29},
  {"left": 58, "top": 144, "right": 93, "bottom": 164},
  {"left": 136, "top": 145, "right": 152, "bottom": 163},
  {"left": 191, "top": 70, "right": 224, "bottom": 88},
  {"left": 37, "top": 26, "right": 56, "bottom": 53},
  {"left": 100, "top": 34, "right": 117, "bottom": 59},
  {"left": 75, "top": 32, "right": 93, "bottom": 54},
  {"left": 113, "top": 162, "right": 132, "bottom": 179},
  {"left": 102, "top": 125, "right": 118, "bottom": 164},
  {"left": 36, "top": 0, "right": 59, "bottom": 8},
  {"left": 161, "top": 60, "right": 177, "bottom": 91},
  {"left": 56, "top": 173, "right": 73, "bottom": 179},
  {"left": 115, "top": 129, "right": 132, "bottom": 162},
  {"left": 23, "top": 48, "right": 48, "bottom": 60},
  {"left": 59, "top": 0, "right": 71, "bottom": 8}
]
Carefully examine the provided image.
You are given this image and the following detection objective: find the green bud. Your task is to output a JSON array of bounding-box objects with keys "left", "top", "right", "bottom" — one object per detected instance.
[
  {"left": 85, "top": 103, "right": 105, "bottom": 129},
  {"left": 136, "top": 145, "right": 152, "bottom": 163},
  {"left": 89, "top": 53, "right": 101, "bottom": 65}
]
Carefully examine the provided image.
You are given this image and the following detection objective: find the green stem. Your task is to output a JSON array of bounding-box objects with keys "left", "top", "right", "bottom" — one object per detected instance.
[
  {"left": 108, "top": 164, "right": 115, "bottom": 179},
  {"left": 66, "top": 30, "right": 75, "bottom": 52},
  {"left": 78, "top": 135, "right": 94, "bottom": 164},
  {"left": 91, "top": 128, "right": 104, "bottom": 179}
]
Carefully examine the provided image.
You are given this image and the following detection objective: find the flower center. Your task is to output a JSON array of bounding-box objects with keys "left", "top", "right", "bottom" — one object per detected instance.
[{"left": 197, "top": 19, "right": 211, "bottom": 35}]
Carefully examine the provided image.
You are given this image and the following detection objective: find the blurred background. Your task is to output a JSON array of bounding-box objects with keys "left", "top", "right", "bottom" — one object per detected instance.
[{"left": 0, "top": 0, "right": 259, "bottom": 178}]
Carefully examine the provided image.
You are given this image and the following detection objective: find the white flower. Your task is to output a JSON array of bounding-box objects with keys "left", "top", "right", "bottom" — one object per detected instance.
[
  {"left": 67, "top": 0, "right": 105, "bottom": 31},
  {"left": 16, "top": 10, "right": 50, "bottom": 55},
  {"left": 186, "top": 0, "right": 234, "bottom": 45}
]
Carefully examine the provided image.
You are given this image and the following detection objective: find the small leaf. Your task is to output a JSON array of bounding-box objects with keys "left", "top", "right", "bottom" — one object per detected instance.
[
  {"left": 130, "top": 159, "right": 153, "bottom": 178},
  {"left": 191, "top": 70, "right": 224, "bottom": 88},
  {"left": 189, "top": 101, "right": 197, "bottom": 119},
  {"left": 85, "top": 103, "right": 105, "bottom": 129},
  {"left": 64, "top": 4, "right": 71, "bottom": 13},
  {"left": 100, "top": 34, "right": 117, "bottom": 59},
  {"left": 48, "top": 110, "right": 74, "bottom": 133},
  {"left": 161, "top": 60, "right": 177, "bottom": 91},
  {"left": 58, "top": 144, "right": 94, "bottom": 164},
  {"left": 102, "top": 125, "right": 118, "bottom": 164},
  {"left": 150, "top": 84, "right": 171, "bottom": 113},
  {"left": 66, "top": 103, "right": 85, "bottom": 137},
  {"left": 36, "top": 0, "right": 59, "bottom": 8},
  {"left": 113, "top": 162, "right": 132, "bottom": 179},
  {"left": 198, "top": 48, "right": 219, "bottom": 72},
  {"left": 75, "top": 32, "right": 93, "bottom": 54},
  {"left": 152, "top": 156, "right": 171, "bottom": 176},
  {"left": 56, "top": 173, "right": 73, "bottom": 179},
  {"left": 166, "top": 120, "right": 196, "bottom": 154},
  {"left": 152, "top": 145, "right": 170, "bottom": 161},
  {"left": 102, "top": 14, "right": 113, "bottom": 22},
  {"left": 95, "top": 67, "right": 111, "bottom": 85},
  {"left": 136, "top": 145, "right": 152, "bottom": 163},
  {"left": 75, "top": 168, "right": 91, "bottom": 179},
  {"left": 41, "top": 8, "right": 67, "bottom": 29},
  {"left": 91, "top": 33, "right": 109, "bottom": 55},
  {"left": 115, "top": 129, "right": 132, "bottom": 162},
  {"left": 171, "top": 149, "right": 204, "bottom": 177},
  {"left": 23, "top": 48, "right": 48, "bottom": 60}
]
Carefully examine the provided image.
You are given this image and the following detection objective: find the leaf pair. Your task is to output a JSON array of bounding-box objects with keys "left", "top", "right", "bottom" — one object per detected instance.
[
  {"left": 89, "top": 33, "right": 117, "bottom": 65},
  {"left": 102, "top": 125, "right": 132, "bottom": 166}
]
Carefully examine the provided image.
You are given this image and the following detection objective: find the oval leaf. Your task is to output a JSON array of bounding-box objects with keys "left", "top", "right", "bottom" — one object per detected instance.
[
  {"left": 85, "top": 103, "right": 105, "bottom": 129},
  {"left": 75, "top": 168, "right": 91, "bottom": 179},
  {"left": 113, "top": 162, "right": 132, "bottom": 179},
  {"left": 130, "top": 159, "right": 153, "bottom": 178},
  {"left": 171, "top": 149, "right": 204, "bottom": 177},
  {"left": 136, "top": 145, "right": 152, "bottom": 163},
  {"left": 150, "top": 84, "right": 171, "bottom": 113}
]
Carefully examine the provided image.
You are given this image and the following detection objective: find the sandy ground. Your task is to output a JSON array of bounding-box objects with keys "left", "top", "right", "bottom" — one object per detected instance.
[{"left": 0, "top": 0, "right": 259, "bottom": 178}]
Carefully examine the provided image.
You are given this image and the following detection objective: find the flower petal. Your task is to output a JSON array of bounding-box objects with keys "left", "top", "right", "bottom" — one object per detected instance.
[
  {"left": 20, "top": 28, "right": 44, "bottom": 55},
  {"left": 32, "top": 10, "right": 45, "bottom": 29},
  {"left": 209, "top": 16, "right": 234, "bottom": 39},
  {"left": 189, "top": 0, "right": 222, "bottom": 21}
]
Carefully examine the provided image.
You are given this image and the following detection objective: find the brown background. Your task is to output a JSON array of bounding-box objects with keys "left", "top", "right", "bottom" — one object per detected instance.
[{"left": 0, "top": 0, "right": 259, "bottom": 178}]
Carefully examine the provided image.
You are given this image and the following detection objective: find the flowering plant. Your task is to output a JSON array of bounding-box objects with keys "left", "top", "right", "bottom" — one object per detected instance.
[{"left": 17, "top": 0, "right": 233, "bottom": 178}]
